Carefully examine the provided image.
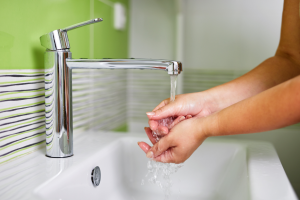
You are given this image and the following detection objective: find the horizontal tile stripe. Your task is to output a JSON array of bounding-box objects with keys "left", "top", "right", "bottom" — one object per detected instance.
[
  {"left": 0, "top": 74, "right": 44, "bottom": 78},
  {"left": 0, "top": 140, "right": 45, "bottom": 159},
  {"left": 0, "top": 114, "right": 45, "bottom": 127},
  {"left": 0, "top": 81, "right": 44, "bottom": 88},
  {"left": 0, "top": 144, "right": 45, "bottom": 165},
  {"left": 0, "top": 88, "right": 44, "bottom": 95},
  {"left": 0, "top": 94, "right": 45, "bottom": 102},
  {"left": 0, "top": 121, "right": 45, "bottom": 138},
  {"left": 0, "top": 110, "right": 45, "bottom": 121},
  {"left": 0, "top": 70, "right": 44, "bottom": 74},
  {"left": 0, "top": 78, "right": 44, "bottom": 85},
  {"left": 0, "top": 125, "right": 45, "bottom": 142},
  {"left": 0, "top": 132, "right": 44, "bottom": 150}
]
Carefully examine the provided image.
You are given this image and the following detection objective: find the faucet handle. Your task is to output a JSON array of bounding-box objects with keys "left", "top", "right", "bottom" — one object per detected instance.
[
  {"left": 62, "top": 18, "right": 103, "bottom": 32},
  {"left": 40, "top": 18, "right": 103, "bottom": 50}
]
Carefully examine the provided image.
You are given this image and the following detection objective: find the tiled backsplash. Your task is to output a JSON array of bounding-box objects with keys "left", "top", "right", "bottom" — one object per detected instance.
[
  {"left": 0, "top": 70, "right": 45, "bottom": 164},
  {"left": 0, "top": 69, "right": 126, "bottom": 164}
]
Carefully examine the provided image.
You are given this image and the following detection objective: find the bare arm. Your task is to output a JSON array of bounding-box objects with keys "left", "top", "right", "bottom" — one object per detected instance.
[
  {"left": 206, "top": 0, "right": 300, "bottom": 112},
  {"left": 207, "top": 75, "right": 300, "bottom": 137},
  {"left": 206, "top": 0, "right": 300, "bottom": 132}
]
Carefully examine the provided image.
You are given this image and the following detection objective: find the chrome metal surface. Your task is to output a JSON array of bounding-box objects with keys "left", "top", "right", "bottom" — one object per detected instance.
[
  {"left": 66, "top": 59, "right": 182, "bottom": 75},
  {"left": 91, "top": 166, "right": 101, "bottom": 187},
  {"left": 40, "top": 18, "right": 183, "bottom": 158},
  {"left": 40, "top": 18, "right": 103, "bottom": 50},
  {"left": 45, "top": 50, "right": 73, "bottom": 158},
  {"left": 62, "top": 18, "right": 103, "bottom": 32},
  {"left": 40, "top": 29, "right": 70, "bottom": 50}
]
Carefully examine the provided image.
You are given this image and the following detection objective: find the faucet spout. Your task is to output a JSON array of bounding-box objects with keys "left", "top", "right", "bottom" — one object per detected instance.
[{"left": 66, "top": 59, "right": 182, "bottom": 75}]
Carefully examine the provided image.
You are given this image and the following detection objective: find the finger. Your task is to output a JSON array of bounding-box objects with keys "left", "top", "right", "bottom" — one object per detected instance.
[
  {"left": 168, "top": 116, "right": 185, "bottom": 129},
  {"left": 153, "top": 99, "right": 170, "bottom": 112},
  {"left": 157, "top": 126, "right": 169, "bottom": 136},
  {"left": 144, "top": 127, "right": 157, "bottom": 145},
  {"left": 153, "top": 149, "right": 174, "bottom": 163},
  {"left": 146, "top": 99, "right": 169, "bottom": 118},
  {"left": 186, "top": 115, "right": 192, "bottom": 119},
  {"left": 138, "top": 141, "right": 151, "bottom": 153},
  {"left": 146, "top": 135, "right": 173, "bottom": 159},
  {"left": 146, "top": 102, "right": 179, "bottom": 120},
  {"left": 148, "top": 120, "right": 159, "bottom": 131}
]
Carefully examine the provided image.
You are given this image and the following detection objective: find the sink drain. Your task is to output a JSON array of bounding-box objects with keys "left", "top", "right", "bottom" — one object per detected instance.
[{"left": 91, "top": 166, "right": 101, "bottom": 187}]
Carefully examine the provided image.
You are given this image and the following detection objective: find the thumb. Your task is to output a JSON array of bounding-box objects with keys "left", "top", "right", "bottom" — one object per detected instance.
[
  {"left": 146, "top": 103, "right": 178, "bottom": 120},
  {"left": 146, "top": 136, "right": 173, "bottom": 159}
]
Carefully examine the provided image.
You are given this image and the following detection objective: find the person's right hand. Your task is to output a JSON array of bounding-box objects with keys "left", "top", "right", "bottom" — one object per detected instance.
[
  {"left": 138, "top": 115, "right": 213, "bottom": 163},
  {"left": 146, "top": 91, "right": 217, "bottom": 135}
]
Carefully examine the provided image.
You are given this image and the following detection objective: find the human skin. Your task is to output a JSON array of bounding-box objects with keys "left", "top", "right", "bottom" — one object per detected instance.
[{"left": 138, "top": 0, "right": 300, "bottom": 163}]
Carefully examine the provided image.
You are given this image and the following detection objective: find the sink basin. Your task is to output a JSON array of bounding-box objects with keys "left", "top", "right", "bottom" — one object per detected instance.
[{"left": 33, "top": 135, "right": 297, "bottom": 200}]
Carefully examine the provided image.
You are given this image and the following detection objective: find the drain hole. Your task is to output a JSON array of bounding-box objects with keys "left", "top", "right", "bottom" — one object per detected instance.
[{"left": 91, "top": 166, "right": 101, "bottom": 187}]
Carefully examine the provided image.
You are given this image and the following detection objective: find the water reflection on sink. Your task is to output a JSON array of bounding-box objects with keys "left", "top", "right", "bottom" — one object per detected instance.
[{"left": 33, "top": 135, "right": 297, "bottom": 200}]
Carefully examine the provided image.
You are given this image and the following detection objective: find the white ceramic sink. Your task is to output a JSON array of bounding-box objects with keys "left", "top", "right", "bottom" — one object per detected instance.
[{"left": 33, "top": 134, "right": 297, "bottom": 200}]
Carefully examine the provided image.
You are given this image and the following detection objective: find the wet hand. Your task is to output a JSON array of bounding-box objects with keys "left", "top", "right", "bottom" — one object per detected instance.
[
  {"left": 149, "top": 115, "right": 191, "bottom": 138},
  {"left": 138, "top": 117, "right": 209, "bottom": 164},
  {"left": 146, "top": 92, "right": 214, "bottom": 135}
]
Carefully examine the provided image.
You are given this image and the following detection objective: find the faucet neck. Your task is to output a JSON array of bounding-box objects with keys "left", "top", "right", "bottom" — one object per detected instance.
[{"left": 45, "top": 50, "right": 73, "bottom": 158}]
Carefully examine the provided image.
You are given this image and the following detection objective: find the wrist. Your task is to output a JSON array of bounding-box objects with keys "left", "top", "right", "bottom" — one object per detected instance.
[
  {"left": 196, "top": 113, "right": 220, "bottom": 138},
  {"left": 199, "top": 90, "right": 221, "bottom": 114}
]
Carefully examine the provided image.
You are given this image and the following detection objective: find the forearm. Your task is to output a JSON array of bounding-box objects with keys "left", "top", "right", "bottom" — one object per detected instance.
[
  {"left": 205, "top": 55, "right": 300, "bottom": 112},
  {"left": 203, "top": 0, "right": 300, "bottom": 113},
  {"left": 204, "top": 75, "right": 300, "bottom": 137}
]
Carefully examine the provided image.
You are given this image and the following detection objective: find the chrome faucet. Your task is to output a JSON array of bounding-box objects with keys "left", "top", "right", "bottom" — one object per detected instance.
[{"left": 40, "top": 18, "right": 182, "bottom": 158}]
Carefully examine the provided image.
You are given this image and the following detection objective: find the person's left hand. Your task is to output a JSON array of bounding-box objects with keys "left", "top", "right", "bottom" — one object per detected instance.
[{"left": 138, "top": 117, "right": 209, "bottom": 164}]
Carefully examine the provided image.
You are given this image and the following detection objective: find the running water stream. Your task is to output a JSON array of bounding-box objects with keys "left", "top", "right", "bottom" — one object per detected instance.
[
  {"left": 170, "top": 75, "right": 177, "bottom": 102},
  {"left": 142, "top": 75, "right": 184, "bottom": 200}
]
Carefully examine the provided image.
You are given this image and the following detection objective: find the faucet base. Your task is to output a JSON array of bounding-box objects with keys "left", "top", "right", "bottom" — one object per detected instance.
[{"left": 45, "top": 154, "right": 74, "bottom": 158}]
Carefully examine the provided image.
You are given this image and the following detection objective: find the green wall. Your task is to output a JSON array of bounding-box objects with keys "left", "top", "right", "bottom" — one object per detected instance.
[{"left": 0, "top": 0, "right": 129, "bottom": 69}]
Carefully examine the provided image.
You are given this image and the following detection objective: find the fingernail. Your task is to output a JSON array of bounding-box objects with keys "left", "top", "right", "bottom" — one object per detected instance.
[
  {"left": 180, "top": 116, "right": 185, "bottom": 121},
  {"left": 146, "top": 151, "right": 153, "bottom": 158},
  {"left": 137, "top": 141, "right": 141, "bottom": 145},
  {"left": 146, "top": 112, "right": 155, "bottom": 116}
]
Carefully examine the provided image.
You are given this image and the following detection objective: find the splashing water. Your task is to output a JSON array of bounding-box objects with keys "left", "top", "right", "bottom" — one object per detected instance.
[
  {"left": 144, "top": 160, "right": 183, "bottom": 199},
  {"left": 142, "top": 75, "right": 184, "bottom": 200},
  {"left": 151, "top": 117, "right": 175, "bottom": 142}
]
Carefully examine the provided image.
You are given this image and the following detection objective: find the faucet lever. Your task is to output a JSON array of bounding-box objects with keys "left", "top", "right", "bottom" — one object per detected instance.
[
  {"left": 62, "top": 18, "right": 103, "bottom": 32},
  {"left": 40, "top": 18, "right": 103, "bottom": 50}
]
